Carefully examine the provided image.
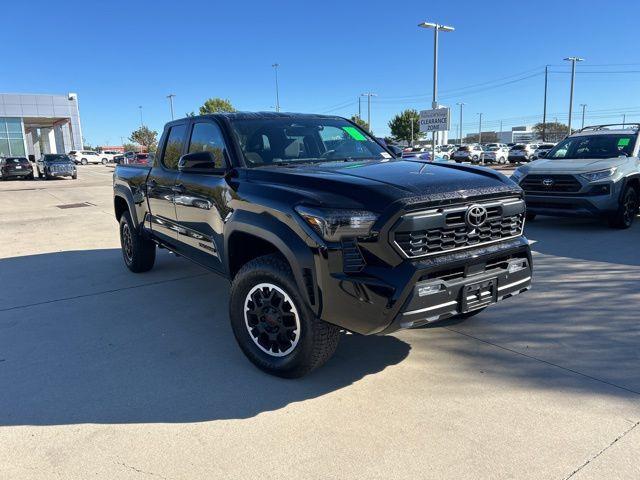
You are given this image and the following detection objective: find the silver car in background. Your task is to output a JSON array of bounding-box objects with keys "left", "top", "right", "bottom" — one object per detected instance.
[{"left": 511, "top": 124, "right": 640, "bottom": 228}]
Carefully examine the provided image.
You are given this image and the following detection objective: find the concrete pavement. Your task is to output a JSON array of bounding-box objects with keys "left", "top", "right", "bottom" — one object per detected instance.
[{"left": 0, "top": 165, "right": 638, "bottom": 479}]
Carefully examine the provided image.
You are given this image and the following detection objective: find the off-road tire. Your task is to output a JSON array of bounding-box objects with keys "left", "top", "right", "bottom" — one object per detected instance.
[
  {"left": 608, "top": 185, "right": 638, "bottom": 229},
  {"left": 230, "top": 254, "right": 340, "bottom": 378},
  {"left": 119, "top": 211, "right": 156, "bottom": 272}
]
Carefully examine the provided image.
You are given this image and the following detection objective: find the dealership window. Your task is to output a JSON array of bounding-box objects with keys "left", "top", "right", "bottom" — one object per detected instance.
[{"left": 0, "top": 117, "right": 26, "bottom": 156}]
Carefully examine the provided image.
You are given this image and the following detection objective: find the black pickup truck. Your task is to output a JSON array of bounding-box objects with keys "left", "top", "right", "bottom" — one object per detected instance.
[{"left": 113, "top": 112, "right": 532, "bottom": 377}]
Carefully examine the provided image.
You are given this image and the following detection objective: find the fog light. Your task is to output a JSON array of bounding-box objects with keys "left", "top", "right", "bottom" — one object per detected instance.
[
  {"left": 508, "top": 262, "right": 526, "bottom": 274},
  {"left": 418, "top": 284, "right": 442, "bottom": 297}
]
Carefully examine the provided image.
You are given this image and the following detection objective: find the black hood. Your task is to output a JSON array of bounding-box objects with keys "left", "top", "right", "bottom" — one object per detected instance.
[{"left": 245, "top": 159, "right": 521, "bottom": 212}]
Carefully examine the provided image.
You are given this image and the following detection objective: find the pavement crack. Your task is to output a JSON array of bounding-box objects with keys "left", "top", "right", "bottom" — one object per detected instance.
[
  {"left": 116, "top": 461, "right": 171, "bottom": 479},
  {"left": 562, "top": 421, "right": 640, "bottom": 479},
  {"left": 0, "top": 272, "right": 212, "bottom": 313},
  {"left": 444, "top": 327, "right": 640, "bottom": 396}
]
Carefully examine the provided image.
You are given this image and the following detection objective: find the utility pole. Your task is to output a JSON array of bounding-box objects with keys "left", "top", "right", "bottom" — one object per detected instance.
[
  {"left": 477, "top": 113, "right": 483, "bottom": 143},
  {"left": 419, "top": 21, "right": 454, "bottom": 160},
  {"left": 272, "top": 63, "right": 280, "bottom": 112},
  {"left": 138, "top": 106, "right": 143, "bottom": 127},
  {"left": 542, "top": 65, "right": 548, "bottom": 141},
  {"left": 579, "top": 104, "right": 587, "bottom": 129},
  {"left": 457, "top": 102, "right": 465, "bottom": 143},
  {"left": 564, "top": 56, "right": 584, "bottom": 135},
  {"left": 358, "top": 96, "right": 362, "bottom": 119},
  {"left": 360, "top": 92, "right": 377, "bottom": 132},
  {"left": 166, "top": 94, "right": 175, "bottom": 120}
]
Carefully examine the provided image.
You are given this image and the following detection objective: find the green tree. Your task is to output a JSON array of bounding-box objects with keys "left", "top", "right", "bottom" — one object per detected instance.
[
  {"left": 533, "top": 121, "right": 569, "bottom": 142},
  {"left": 122, "top": 142, "right": 138, "bottom": 152},
  {"left": 388, "top": 109, "right": 422, "bottom": 145},
  {"left": 199, "top": 98, "right": 236, "bottom": 114},
  {"left": 349, "top": 115, "right": 369, "bottom": 132},
  {"left": 129, "top": 126, "right": 158, "bottom": 153}
]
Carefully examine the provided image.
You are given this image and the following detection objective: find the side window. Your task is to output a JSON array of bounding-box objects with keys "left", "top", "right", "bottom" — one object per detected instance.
[
  {"left": 161, "top": 124, "right": 187, "bottom": 170},
  {"left": 187, "top": 122, "right": 228, "bottom": 168}
]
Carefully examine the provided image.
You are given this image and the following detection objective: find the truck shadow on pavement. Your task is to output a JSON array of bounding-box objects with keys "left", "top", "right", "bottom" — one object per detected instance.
[
  {"left": 524, "top": 215, "right": 640, "bottom": 266},
  {"left": 0, "top": 249, "right": 410, "bottom": 426}
]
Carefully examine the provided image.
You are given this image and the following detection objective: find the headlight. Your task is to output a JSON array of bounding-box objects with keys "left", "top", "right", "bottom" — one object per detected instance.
[
  {"left": 295, "top": 206, "right": 378, "bottom": 242},
  {"left": 580, "top": 168, "right": 616, "bottom": 182},
  {"left": 510, "top": 168, "right": 526, "bottom": 182}
]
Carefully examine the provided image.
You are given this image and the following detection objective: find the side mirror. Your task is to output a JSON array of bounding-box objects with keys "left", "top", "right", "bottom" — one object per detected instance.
[
  {"left": 538, "top": 151, "right": 547, "bottom": 158},
  {"left": 178, "top": 151, "right": 226, "bottom": 174}
]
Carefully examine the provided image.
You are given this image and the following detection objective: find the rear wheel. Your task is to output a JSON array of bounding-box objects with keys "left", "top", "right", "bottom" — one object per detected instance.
[
  {"left": 472, "top": 155, "right": 479, "bottom": 162},
  {"left": 230, "top": 254, "right": 340, "bottom": 378},
  {"left": 101, "top": 158, "right": 108, "bottom": 165},
  {"left": 81, "top": 158, "right": 88, "bottom": 165},
  {"left": 119, "top": 211, "right": 156, "bottom": 272},
  {"left": 608, "top": 186, "right": 638, "bottom": 229}
]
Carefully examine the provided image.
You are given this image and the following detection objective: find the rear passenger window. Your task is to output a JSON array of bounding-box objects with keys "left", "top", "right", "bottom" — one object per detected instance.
[
  {"left": 161, "top": 124, "right": 187, "bottom": 169},
  {"left": 188, "top": 122, "right": 228, "bottom": 168}
]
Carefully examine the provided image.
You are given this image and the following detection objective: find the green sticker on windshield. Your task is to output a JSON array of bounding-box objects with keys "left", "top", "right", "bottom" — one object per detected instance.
[
  {"left": 618, "top": 138, "right": 630, "bottom": 147},
  {"left": 343, "top": 126, "right": 367, "bottom": 141}
]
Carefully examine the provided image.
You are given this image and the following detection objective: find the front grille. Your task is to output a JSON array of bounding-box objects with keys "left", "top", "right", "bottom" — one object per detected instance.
[
  {"left": 392, "top": 198, "right": 525, "bottom": 258},
  {"left": 396, "top": 215, "right": 524, "bottom": 257},
  {"left": 521, "top": 174, "right": 581, "bottom": 193}
]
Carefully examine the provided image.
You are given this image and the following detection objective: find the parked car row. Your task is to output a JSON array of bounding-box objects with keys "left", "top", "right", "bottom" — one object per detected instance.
[{"left": 0, "top": 154, "right": 77, "bottom": 181}]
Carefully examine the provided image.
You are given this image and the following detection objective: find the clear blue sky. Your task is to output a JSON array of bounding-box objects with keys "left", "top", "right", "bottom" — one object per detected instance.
[{"left": 3, "top": 0, "right": 640, "bottom": 145}]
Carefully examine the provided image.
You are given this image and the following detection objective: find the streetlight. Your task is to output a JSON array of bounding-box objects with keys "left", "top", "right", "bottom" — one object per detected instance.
[
  {"left": 418, "top": 21, "right": 455, "bottom": 159},
  {"left": 360, "top": 92, "right": 377, "bottom": 132},
  {"left": 477, "top": 113, "right": 483, "bottom": 144},
  {"left": 167, "top": 94, "right": 176, "bottom": 120},
  {"left": 579, "top": 104, "right": 587, "bottom": 129},
  {"left": 564, "top": 56, "right": 584, "bottom": 134},
  {"left": 272, "top": 63, "right": 280, "bottom": 112},
  {"left": 138, "top": 106, "right": 143, "bottom": 127},
  {"left": 456, "top": 102, "right": 465, "bottom": 143}
]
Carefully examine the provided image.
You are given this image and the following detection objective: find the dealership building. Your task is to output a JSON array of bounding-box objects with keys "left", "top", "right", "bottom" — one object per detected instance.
[{"left": 0, "top": 93, "right": 83, "bottom": 159}]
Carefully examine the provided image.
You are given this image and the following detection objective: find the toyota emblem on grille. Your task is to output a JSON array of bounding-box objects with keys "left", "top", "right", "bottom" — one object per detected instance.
[
  {"left": 542, "top": 178, "right": 554, "bottom": 187},
  {"left": 465, "top": 205, "right": 488, "bottom": 228}
]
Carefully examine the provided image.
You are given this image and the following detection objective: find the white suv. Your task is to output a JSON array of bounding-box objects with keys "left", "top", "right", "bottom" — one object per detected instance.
[
  {"left": 69, "top": 150, "right": 109, "bottom": 165},
  {"left": 508, "top": 144, "right": 536, "bottom": 163}
]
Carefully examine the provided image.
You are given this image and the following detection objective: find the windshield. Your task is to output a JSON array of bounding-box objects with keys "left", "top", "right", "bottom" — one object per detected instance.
[
  {"left": 547, "top": 134, "right": 635, "bottom": 159},
  {"left": 43, "top": 154, "right": 71, "bottom": 162},
  {"left": 229, "top": 117, "right": 388, "bottom": 167}
]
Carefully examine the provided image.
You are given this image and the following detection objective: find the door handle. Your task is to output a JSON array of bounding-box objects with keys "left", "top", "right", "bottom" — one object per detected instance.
[{"left": 171, "top": 184, "right": 185, "bottom": 194}]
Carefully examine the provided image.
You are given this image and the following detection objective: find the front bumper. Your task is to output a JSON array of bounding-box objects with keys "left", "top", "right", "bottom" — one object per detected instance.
[
  {"left": 522, "top": 178, "right": 620, "bottom": 217},
  {"left": 316, "top": 236, "right": 532, "bottom": 335}
]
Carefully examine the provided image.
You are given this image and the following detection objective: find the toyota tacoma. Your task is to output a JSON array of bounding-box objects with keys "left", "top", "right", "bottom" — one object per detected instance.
[{"left": 113, "top": 112, "right": 532, "bottom": 377}]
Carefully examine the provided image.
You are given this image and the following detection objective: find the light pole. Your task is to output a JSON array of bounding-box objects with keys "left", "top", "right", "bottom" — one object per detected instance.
[
  {"left": 360, "top": 92, "right": 377, "bottom": 132},
  {"left": 622, "top": 114, "right": 626, "bottom": 128},
  {"left": 477, "top": 113, "right": 483, "bottom": 143},
  {"left": 419, "top": 21, "right": 454, "bottom": 159},
  {"left": 456, "top": 102, "right": 465, "bottom": 143},
  {"left": 272, "top": 63, "right": 280, "bottom": 112},
  {"left": 579, "top": 104, "right": 587, "bottom": 129},
  {"left": 564, "top": 56, "right": 584, "bottom": 134},
  {"left": 167, "top": 94, "right": 176, "bottom": 120},
  {"left": 138, "top": 106, "right": 143, "bottom": 127},
  {"left": 542, "top": 65, "right": 549, "bottom": 141}
]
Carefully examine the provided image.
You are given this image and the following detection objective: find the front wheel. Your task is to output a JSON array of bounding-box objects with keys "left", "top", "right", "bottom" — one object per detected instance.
[
  {"left": 81, "top": 158, "right": 88, "bottom": 165},
  {"left": 608, "top": 186, "right": 638, "bottom": 229},
  {"left": 230, "top": 254, "right": 340, "bottom": 378},
  {"left": 119, "top": 211, "right": 156, "bottom": 272},
  {"left": 472, "top": 155, "right": 479, "bottom": 162},
  {"left": 101, "top": 158, "right": 108, "bottom": 165}
]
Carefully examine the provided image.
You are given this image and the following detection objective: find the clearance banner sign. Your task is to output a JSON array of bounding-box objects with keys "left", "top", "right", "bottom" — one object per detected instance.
[{"left": 419, "top": 108, "right": 450, "bottom": 133}]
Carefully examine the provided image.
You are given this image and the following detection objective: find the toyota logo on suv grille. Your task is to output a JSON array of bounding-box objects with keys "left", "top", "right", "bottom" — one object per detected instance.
[
  {"left": 542, "top": 178, "right": 554, "bottom": 187},
  {"left": 465, "top": 205, "right": 488, "bottom": 228}
]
